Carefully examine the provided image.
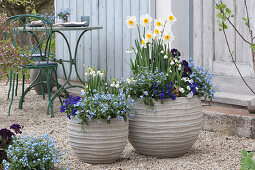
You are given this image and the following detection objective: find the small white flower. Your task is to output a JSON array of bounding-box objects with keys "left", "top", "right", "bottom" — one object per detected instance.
[
  {"left": 178, "top": 67, "right": 182, "bottom": 70},
  {"left": 195, "top": 87, "right": 199, "bottom": 91},
  {"left": 187, "top": 86, "right": 191, "bottom": 90},
  {"left": 187, "top": 92, "right": 194, "bottom": 99},
  {"left": 99, "top": 72, "right": 105, "bottom": 78},
  {"left": 169, "top": 70, "right": 172, "bottom": 73},
  {"left": 164, "top": 55, "right": 168, "bottom": 59},
  {"left": 179, "top": 88, "right": 185, "bottom": 93},
  {"left": 110, "top": 83, "right": 115, "bottom": 87},
  {"left": 126, "top": 16, "right": 137, "bottom": 29},
  {"left": 127, "top": 78, "right": 131, "bottom": 84},
  {"left": 160, "top": 50, "right": 164, "bottom": 54},
  {"left": 189, "top": 79, "right": 194, "bottom": 84},
  {"left": 168, "top": 12, "right": 177, "bottom": 24},
  {"left": 126, "top": 49, "right": 132, "bottom": 54},
  {"left": 115, "top": 84, "right": 120, "bottom": 88},
  {"left": 91, "top": 70, "right": 95, "bottom": 75},
  {"left": 170, "top": 61, "right": 174, "bottom": 65},
  {"left": 97, "top": 70, "right": 101, "bottom": 75},
  {"left": 140, "top": 14, "right": 153, "bottom": 27},
  {"left": 81, "top": 90, "right": 85, "bottom": 96}
]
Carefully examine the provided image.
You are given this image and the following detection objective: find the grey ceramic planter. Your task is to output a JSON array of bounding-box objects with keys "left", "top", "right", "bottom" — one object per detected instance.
[
  {"left": 67, "top": 118, "right": 128, "bottom": 164},
  {"left": 129, "top": 96, "right": 202, "bottom": 158}
]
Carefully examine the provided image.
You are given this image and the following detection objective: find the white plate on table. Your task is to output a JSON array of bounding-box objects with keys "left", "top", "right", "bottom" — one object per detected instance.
[{"left": 54, "top": 21, "right": 88, "bottom": 27}]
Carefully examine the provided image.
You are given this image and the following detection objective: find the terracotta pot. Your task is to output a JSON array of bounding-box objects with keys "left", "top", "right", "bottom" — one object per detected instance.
[
  {"left": 128, "top": 96, "right": 202, "bottom": 158},
  {"left": 67, "top": 118, "right": 128, "bottom": 164},
  {"left": 30, "top": 69, "right": 56, "bottom": 95}
]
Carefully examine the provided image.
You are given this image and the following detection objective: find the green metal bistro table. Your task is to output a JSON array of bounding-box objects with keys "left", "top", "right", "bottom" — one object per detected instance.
[{"left": 18, "top": 25, "right": 103, "bottom": 116}]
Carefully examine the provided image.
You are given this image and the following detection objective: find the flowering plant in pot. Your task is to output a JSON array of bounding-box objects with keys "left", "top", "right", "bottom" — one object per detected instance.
[
  {"left": 60, "top": 67, "right": 134, "bottom": 164},
  {"left": 56, "top": 8, "right": 71, "bottom": 23},
  {"left": 123, "top": 12, "right": 216, "bottom": 157}
]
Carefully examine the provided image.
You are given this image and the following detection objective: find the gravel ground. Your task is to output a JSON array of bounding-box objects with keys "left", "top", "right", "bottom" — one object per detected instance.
[{"left": 0, "top": 82, "right": 254, "bottom": 170}]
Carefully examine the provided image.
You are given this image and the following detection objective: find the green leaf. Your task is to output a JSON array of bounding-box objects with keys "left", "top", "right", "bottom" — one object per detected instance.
[
  {"left": 242, "top": 149, "right": 248, "bottom": 157},
  {"left": 252, "top": 44, "right": 255, "bottom": 51},
  {"left": 248, "top": 152, "right": 254, "bottom": 159},
  {"left": 219, "top": 28, "right": 222, "bottom": 31},
  {"left": 226, "top": 8, "right": 231, "bottom": 14},
  {"left": 223, "top": 23, "right": 228, "bottom": 29}
]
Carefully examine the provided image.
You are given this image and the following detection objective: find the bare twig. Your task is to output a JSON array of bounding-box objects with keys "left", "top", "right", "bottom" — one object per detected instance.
[{"left": 222, "top": 24, "right": 255, "bottom": 94}]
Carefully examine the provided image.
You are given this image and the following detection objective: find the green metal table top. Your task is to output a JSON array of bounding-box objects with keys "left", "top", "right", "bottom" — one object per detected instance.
[{"left": 17, "top": 26, "right": 103, "bottom": 32}]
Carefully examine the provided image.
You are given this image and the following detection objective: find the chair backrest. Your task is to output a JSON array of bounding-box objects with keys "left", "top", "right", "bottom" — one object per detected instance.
[{"left": 3, "top": 14, "right": 53, "bottom": 66}]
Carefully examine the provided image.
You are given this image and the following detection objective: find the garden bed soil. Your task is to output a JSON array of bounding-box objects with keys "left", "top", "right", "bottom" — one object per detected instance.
[{"left": 0, "top": 83, "right": 254, "bottom": 169}]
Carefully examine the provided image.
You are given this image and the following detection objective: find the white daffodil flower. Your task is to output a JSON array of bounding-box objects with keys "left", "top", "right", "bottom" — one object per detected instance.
[
  {"left": 126, "top": 16, "right": 137, "bottom": 29},
  {"left": 140, "top": 14, "right": 153, "bottom": 27},
  {"left": 179, "top": 88, "right": 185, "bottom": 93},
  {"left": 141, "top": 38, "right": 147, "bottom": 48},
  {"left": 168, "top": 12, "right": 177, "bottom": 24},
  {"left": 163, "top": 32, "right": 174, "bottom": 45},
  {"left": 153, "top": 27, "right": 162, "bottom": 39},
  {"left": 145, "top": 30, "right": 153, "bottom": 43},
  {"left": 154, "top": 17, "right": 164, "bottom": 28}
]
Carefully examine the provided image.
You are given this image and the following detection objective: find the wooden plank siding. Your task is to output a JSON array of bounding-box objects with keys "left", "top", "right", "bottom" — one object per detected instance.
[
  {"left": 193, "top": 0, "right": 255, "bottom": 77},
  {"left": 55, "top": 0, "right": 156, "bottom": 81}
]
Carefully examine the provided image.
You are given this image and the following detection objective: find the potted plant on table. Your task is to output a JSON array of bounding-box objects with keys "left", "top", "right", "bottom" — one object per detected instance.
[
  {"left": 56, "top": 8, "right": 71, "bottom": 23},
  {"left": 122, "top": 13, "right": 216, "bottom": 157},
  {"left": 60, "top": 67, "right": 135, "bottom": 164}
]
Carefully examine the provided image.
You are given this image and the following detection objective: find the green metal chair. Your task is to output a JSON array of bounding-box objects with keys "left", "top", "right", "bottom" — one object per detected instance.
[{"left": 4, "top": 14, "right": 62, "bottom": 117}]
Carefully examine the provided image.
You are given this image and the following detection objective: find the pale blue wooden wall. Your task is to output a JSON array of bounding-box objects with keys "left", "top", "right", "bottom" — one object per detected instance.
[{"left": 55, "top": 0, "right": 156, "bottom": 81}]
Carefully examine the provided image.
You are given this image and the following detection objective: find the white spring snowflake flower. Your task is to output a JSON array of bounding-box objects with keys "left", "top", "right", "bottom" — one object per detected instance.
[
  {"left": 164, "top": 55, "right": 168, "bottom": 59},
  {"left": 179, "top": 88, "right": 185, "bottom": 93}
]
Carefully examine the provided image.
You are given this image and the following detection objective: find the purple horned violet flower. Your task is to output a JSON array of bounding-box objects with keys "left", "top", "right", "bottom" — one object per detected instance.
[
  {"left": 182, "top": 60, "right": 192, "bottom": 77},
  {"left": 10, "top": 124, "right": 23, "bottom": 134},
  {"left": 171, "top": 48, "right": 181, "bottom": 57}
]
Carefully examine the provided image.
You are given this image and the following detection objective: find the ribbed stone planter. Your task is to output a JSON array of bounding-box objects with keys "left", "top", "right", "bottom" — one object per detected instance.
[
  {"left": 67, "top": 118, "right": 128, "bottom": 164},
  {"left": 129, "top": 96, "right": 202, "bottom": 158}
]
